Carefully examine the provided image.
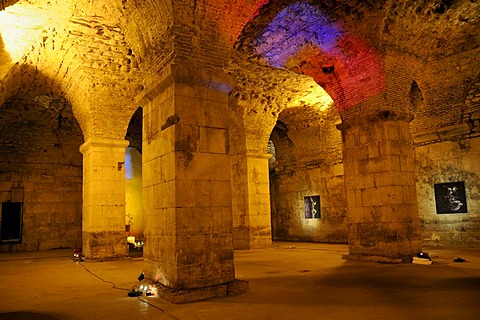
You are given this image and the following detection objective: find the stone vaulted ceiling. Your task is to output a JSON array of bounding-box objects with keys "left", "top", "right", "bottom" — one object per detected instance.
[{"left": 0, "top": 0, "right": 479, "bottom": 141}]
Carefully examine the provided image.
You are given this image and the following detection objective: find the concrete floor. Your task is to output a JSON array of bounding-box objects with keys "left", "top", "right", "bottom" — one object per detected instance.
[{"left": 0, "top": 242, "right": 479, "bottom": 320}]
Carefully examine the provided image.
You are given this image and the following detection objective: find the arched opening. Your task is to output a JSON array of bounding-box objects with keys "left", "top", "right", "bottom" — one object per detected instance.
[
  {"left": 0, "top": 69, "right": 84, "bottom": 251},
  {"left": 124, "top": 107, "right": 143, "bottom": 256},
  {"left": 268, "top": 105, "right": 348, "bottom": 244}
]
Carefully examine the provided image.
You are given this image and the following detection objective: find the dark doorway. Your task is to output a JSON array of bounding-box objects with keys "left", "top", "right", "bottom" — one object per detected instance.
[{"left": 1, "top": 202, "right": 23, "bottom": 243}]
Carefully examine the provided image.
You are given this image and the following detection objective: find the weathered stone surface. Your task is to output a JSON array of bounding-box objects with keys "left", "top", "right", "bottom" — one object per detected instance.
[
  {"left": 340, "top": 111, "right": 422, "bottom": 261},
  {"left": 153, "top": 279, "right": 248, "bottom": 304}
]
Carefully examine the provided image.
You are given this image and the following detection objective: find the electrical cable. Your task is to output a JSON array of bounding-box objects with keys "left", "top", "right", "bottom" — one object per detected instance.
[
  {"left": 136, "top": 296, "right": 179, "bottom": 320},
  {"left": 78, "top": 261, "right": 178, "bottom": 319},
  {"left": 79, "top": 262, "right": 131, "bottom": 291}
]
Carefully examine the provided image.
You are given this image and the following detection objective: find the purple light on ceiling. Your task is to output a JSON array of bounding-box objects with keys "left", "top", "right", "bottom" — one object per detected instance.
[{"left": 253, "top": 2, "right": 343, "bottom": 68}]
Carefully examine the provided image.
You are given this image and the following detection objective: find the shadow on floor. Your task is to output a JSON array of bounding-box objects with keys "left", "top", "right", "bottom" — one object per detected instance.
[{"left": 0, "top": 312, "right": 60, "bottom": 320}]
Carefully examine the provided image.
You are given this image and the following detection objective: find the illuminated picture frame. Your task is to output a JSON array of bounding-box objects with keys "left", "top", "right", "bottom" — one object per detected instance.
[
  {"left": 434, "top": 181, "right": 468, "bottom": 214},
  {"left": 304, "top": 196, "right": 321, "bottom": 219}
]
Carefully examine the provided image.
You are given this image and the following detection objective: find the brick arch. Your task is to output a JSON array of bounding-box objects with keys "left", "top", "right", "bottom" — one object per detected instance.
[
  {"left": 235, "top": 1, "right": 385, "bottom": 114},
  {"left": 0, "top": 62, "right": 94, "bottom": 140}
]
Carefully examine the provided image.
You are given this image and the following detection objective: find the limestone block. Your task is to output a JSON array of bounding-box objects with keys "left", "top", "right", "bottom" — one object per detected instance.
[
  {"left": 176, "top": 97, "right": 229, "bottom": 129},
  {"left": 412, "top": 130, "right": 441, "bottom": 145},
  {"left": 0, "top": 181, "right": 12, "bottom": 192},
  {"left": 348, "top": 206, "right": 368, "bottom": 223},
  {"left": 346, "top": 189, "right": 362, "bottom": 208},
  {"left": 0, "top": 192, "right": 11, "bottom": 202},
  {"left": 365, "top": 155, "right": 401, "bottom": 173},
  {"left": 248, "top": 213, "right": 272, "bottom": 228},
  {"left": 399, "top": 155, "right": 416, "bottom": 172},
  {"left": 175, "top": 179, "right": 197, "bottom": 207},
  {"left": 144, "top": 207, "right": 176, "bottom": 235},
  {"left": 205, "top": 82, "right": 231, "bottom": 105},
  {"left": 175, "top": 233, "right": 235, "bottom": 288},
  {"left": 384, "top": 122, "right": 401, "bottom": 141},
  {"left": 248, "top": 187, "right": 270, "bottom": 205},
  {"left": 344, "top": 132, "right": 358, "bottom": 151},
  {"left": 361, "top": 185, "right": 405, "bottom": 207},
  {"left": 177, "top": 153, "right": 231, "bottom": 181},
  {"left": 174, "top": 95, "right": 200, "bottom": 125},
  {"left": 32, "top": 191, "right": 63, "bottom": 203},
  {"left": 378, "top": 140, "right": 402, "bottom": 156},
  {"left": 97, "top": 206, "right": 125, "bottom": 226},
  {"left": 248, "top": 201, "right": 271, "bottom": 216},
  {"left": 378, "top": 205, "right": 418, "bottom": 223},
  {"left": 345, "top": 174, "right": 375, "bottom": 190},
  {"left": 437, "top": 122, "right": 470, "bottom": 140},
  {"left": 176, "top": 207, "right": 232, "bottom": 236},
  {"left": 144, "top": 233, "right": 177, "bottom": 262},
  {"left": 342, "top": 161, "right": 357, "bottom": 178},
  {"left": 151, "top": 181, "right": 176, "bottom": 209},
  {"left": 374, "top": 171, "right": 415, "bottom": 187},
  {"left": 200, "top": 100, "right": 229, "bottom": 128},
  {"left": 460, "top": 154, "right": 480, "bottom": 172},
  {"left": 344, "top": 144, "right": 369, "bottom": 163},
  {"left": 53, "top": 202, "right": 78, "bottom": 214},
  {"left": 195, "top": 180, "right": 232, "bottom": 207},
  {"left": 199, "top": 127, "right": 227, "bottom": 154},
  {"left": 10, "top": 187, "right": 24, "bottom": 202},
  {"left": 366, "top": 142, "right": 380, "bottom": 159}
]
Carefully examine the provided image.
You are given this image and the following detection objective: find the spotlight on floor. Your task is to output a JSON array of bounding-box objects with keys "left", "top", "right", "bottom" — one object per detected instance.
[
  {"left": 128, "top": 289, "right": 142, "bottom": 297},
  {"left": 73, "top": 248, "right": 84, "bottom": 261}
]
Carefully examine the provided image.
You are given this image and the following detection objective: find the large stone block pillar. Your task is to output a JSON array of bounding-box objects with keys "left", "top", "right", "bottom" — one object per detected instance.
[
  {"left": 231, "top": 152, "right": 272, "bottom": 249},
  {"left": 137, "top": 64, "right": 245, "bottom": 303},
  {"left": 79, "top": 137, "right": 129, "bottom": 259},
  {"left": 337, "top": 111, "right": 422, "bottom": 262}
]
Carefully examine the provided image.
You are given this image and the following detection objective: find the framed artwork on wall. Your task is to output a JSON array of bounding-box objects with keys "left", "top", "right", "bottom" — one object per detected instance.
[
  {"left": 304, "top": 196, "right": 321, "bottom": 219},
  {"left": 434, "top": 181, "right": 468, "bottom": 214}
]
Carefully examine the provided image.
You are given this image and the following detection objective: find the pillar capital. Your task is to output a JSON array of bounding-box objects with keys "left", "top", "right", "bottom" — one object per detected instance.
[
  {"left": 246, "top": 152, "right": 272, "bottom": 160},
  {"left": 79, "top": 137, "right": 130, "bottom": 155},
  {"left": 136, "top": 63, "right": 234, "bottom": 107}
]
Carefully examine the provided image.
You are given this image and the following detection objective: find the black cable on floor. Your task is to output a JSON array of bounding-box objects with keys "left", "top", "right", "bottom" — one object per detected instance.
[
  {"left": 79, "top": 262, "right": 131, "bottom": 291},
  {"left": 78, "top": 261, "right": 178, "bottom": 319},
  {"left": 137, "top": 296, "right": 179, "bottom": 320}
]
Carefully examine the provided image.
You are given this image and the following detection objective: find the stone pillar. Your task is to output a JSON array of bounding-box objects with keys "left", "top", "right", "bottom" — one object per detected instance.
[
  {"left": 137, "top": 64, "right": 246, "bottom": 303},
  {"left": 337, "top": 111, "right": 422, "bottom": 262},
  {"left": 231, "top": 152, "right": 272, "bottom": 249},
  {"left": 79, "top": 137, "right": 129, "bottom": 259}
]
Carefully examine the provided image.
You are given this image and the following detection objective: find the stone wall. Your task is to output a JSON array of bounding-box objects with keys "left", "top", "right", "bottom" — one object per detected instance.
[
  {"left": 415, "top": 138, "right": 480, "bottom": 247},
  {"left": 414, "top": 77, "right": 480, "bottom": 247},
  {"left": 413, "top": 73, "right": 480, "bottom": 247},
  {"left": 0, "top": 99, "right": 83, "bottom": 251},
  {"left": 270, "top": 165, "right": 347, "bottom": 243}
]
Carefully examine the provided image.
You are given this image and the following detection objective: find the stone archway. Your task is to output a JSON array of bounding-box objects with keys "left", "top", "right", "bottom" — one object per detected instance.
[
  {"left": 125, "top": 107, "right": 144, "bottom": 255},
  {"left": 0, "top": 65, "right": 84, "bottom": 251},
  {"left": 268, "top": 104, "right": 348, "bottom": 244}
]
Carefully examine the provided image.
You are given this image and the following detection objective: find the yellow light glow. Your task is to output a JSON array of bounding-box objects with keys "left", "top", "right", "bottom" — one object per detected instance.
[
  {"left": 292, "top": 80, "right": 334, "bottom": 111},
  {"left": 0, "top": 5, "right": 49, "bottom": 62},
  {"left": 127, "top": 236, "right": 136, "bottom": 244}
]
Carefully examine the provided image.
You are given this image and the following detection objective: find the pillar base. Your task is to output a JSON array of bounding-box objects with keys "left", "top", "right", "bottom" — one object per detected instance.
[
  {"left": 82, "top": 231, "right": 127, "bottom": 260},
  {"left": 153, "top": 279, "right": 249, "bottom": 304},
  {"left": 233, "top": 227, "right": 272, "bottom": 250},
  {"left": 342, "top": 253, "right": 412, "bottom": 263}
]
